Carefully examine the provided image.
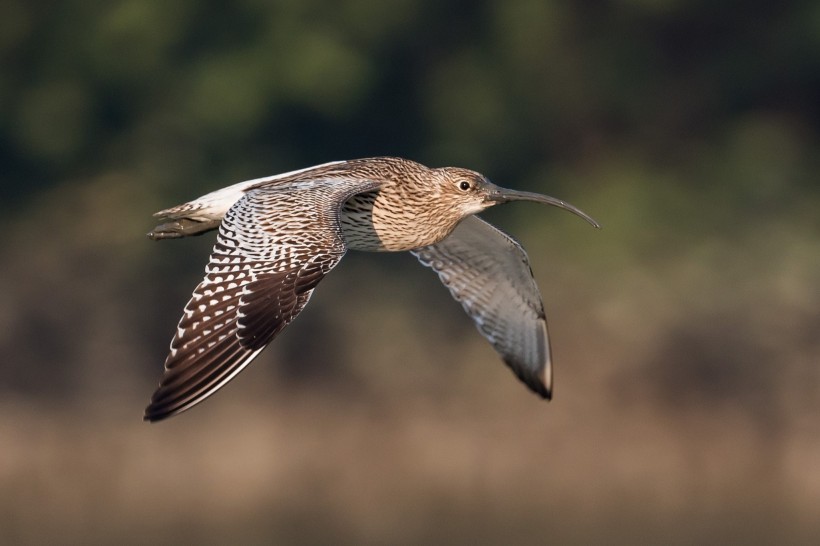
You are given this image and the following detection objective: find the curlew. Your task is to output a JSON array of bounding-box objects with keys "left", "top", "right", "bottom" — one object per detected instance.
[{"left": 144, "top": 157, "right": 599, "bottom": 421}]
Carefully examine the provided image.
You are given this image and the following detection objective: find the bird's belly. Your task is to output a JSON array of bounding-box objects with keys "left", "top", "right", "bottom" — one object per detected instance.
[
  {"left": 340, "top": 210, "right": 418, "bottom": 252},
  {"left": 339, "top": 191, "right": 455, "bottom": 252}
]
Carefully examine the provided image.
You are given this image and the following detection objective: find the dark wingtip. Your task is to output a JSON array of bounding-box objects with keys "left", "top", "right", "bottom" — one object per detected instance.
[
  {"left": 543, "top": 387, "right": 552, "bottom": 401},
  {"left": 143, "top": 388, "right": 204, "bottom": 422},
  {"left": 534, "top": 378, "right": 552, "bottom": 400},
  {"left": 507, "top": 360, "right": 552, "bottom": 401},
  {"left": 143, "top": 398, "right": 179, "bottom": 423},
  {"left": 143, "top": 405, "right": 164, "bottom": 423}
]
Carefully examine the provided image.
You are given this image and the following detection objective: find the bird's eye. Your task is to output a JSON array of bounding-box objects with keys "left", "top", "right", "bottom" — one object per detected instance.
[{"left": 459, "top": 180, "right": 471, "bottom": 191}]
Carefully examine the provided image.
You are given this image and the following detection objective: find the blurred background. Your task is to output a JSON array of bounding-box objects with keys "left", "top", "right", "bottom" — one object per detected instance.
[{"left": 1, "top": 0, "right": 819, "bottom": 544}]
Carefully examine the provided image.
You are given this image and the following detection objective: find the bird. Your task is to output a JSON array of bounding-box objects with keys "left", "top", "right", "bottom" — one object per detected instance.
[{"left": 144, "top": 157, "right": 599, "bottom": 421}]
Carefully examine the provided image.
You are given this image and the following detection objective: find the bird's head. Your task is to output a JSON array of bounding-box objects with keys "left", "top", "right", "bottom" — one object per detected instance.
[{"left": 437, "top": 167, "right": 601, "bottom": 229}]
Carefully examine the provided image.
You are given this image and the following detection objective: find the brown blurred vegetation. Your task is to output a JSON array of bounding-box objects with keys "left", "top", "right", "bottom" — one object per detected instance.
[{"left": 1, "top": 0, "right": 819, "bottom": 544}]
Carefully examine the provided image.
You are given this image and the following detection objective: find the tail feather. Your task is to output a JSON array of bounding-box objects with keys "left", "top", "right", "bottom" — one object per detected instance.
[
  {"left": 148, "top": 218, "right": 221, "bottom": 240},
  {"left": 148, "top": 162, "right": 348, "bottom": 241}
]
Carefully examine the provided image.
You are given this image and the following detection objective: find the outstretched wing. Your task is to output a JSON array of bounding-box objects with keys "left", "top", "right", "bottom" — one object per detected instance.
[
  {"left": 412, "top": 215, "right": 552, "bottom": 398},
  {"left": 145, "top": 179, "right": 380, "bottom": 421}
]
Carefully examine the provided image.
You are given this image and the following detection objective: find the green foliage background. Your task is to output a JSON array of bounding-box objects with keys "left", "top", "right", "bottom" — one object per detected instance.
[{"left": 1, "top": 0, "right": 819, "bottom": 544}]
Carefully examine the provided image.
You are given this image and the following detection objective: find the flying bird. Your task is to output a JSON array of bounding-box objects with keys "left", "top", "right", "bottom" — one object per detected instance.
[{"left": 144, "top": 157, "right": 599, "bottom": 421}]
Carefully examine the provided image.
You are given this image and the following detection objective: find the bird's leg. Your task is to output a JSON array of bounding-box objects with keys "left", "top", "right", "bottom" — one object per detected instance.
[{"left": 148, "top": 218, "right": 220, "bottom": 240}]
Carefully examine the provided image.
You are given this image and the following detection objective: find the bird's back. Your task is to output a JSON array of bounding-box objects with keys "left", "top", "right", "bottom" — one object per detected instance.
[{"left": 150, "top": 157, "right": 465, "bottom": 251}]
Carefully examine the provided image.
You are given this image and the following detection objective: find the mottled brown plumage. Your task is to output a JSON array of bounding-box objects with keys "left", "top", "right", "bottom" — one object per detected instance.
[{"left": 145, "top": 157, "right": 598, "bottom": 421}]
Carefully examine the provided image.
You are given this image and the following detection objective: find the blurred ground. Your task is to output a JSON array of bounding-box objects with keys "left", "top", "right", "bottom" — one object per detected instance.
[{"left": 1, "top": 0, "right": 819, "bottom": 544}]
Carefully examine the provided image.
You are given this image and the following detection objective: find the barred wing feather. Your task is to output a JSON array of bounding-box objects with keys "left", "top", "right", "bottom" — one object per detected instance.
[
  {"left": 145, "top": 179, "right": 380, "bottom": 421},
  {"left": 412, "top": 215, "right": 552, "bottom": 398}
]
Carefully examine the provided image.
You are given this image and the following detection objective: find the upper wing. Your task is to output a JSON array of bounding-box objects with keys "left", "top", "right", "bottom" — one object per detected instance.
[
  {"left": 412, "top": 215, "right": 552, "bottom": 398},
  {"left": 145, "top": 178, "right": 380, "bottom": 421}
]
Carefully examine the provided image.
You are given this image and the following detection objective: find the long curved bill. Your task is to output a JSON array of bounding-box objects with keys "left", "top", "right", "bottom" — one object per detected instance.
[{"left": 485, "top": 187, "right": 601, "bottom": 229}]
